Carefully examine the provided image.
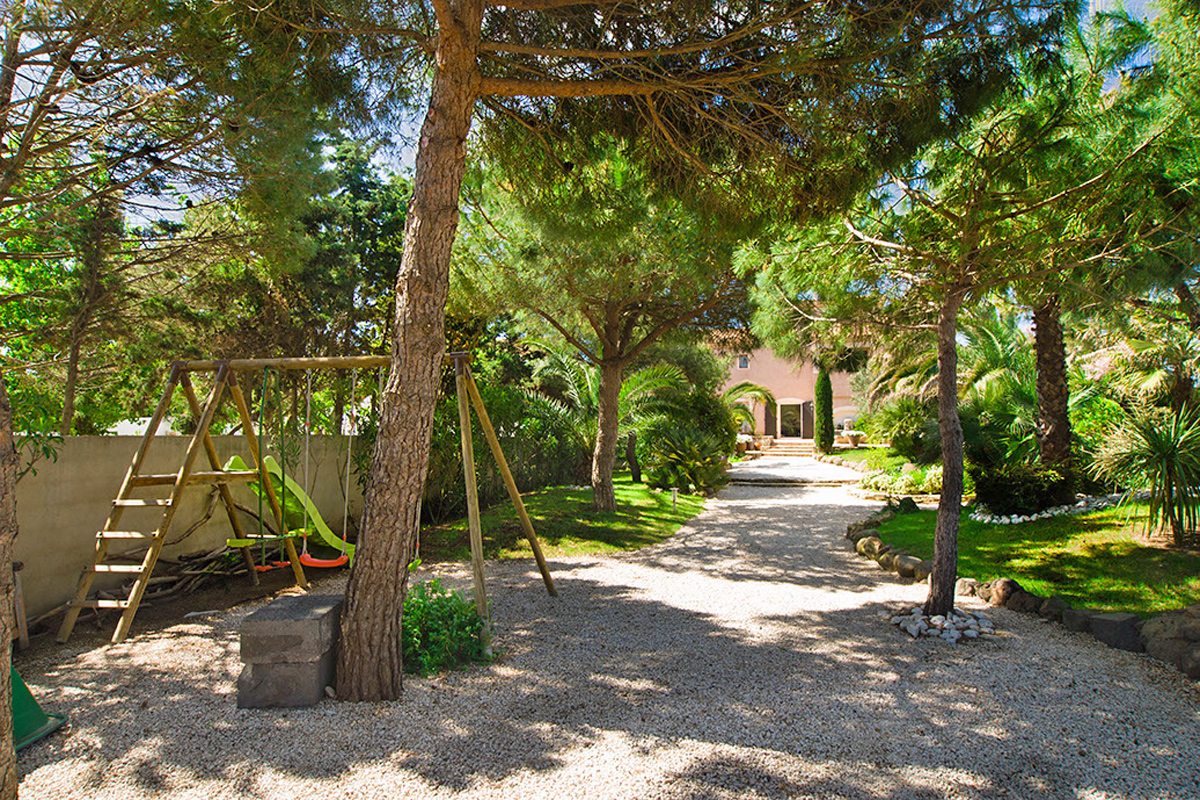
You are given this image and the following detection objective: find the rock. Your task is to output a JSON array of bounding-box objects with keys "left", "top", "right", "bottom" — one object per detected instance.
[
  {"left": 856, "top": 536, "right": 883, "bottom": 557},
  {"left": 1006, "top": 590, "right": 1044, "bottom": 614},
  {"left": 955, "top": 578, "right": 979, "bottom": 597},
  {"left": 1062, "top": 607, "right": 1098, "bottom": 634},
  {"left": 1141, "top": 610, "right": 1200, "bottom": 675},
  {"left": 1090, "top": 612, "right": 1146, "bottom": 653},
  {"left": 1039, "top": 595, "right": 1070, "bottom": 622},
  {"left": 914, "top": 560, "right": 933, "bottom": 582},
  {"left": 871, "top": 510, "right": 897, "bottom": 526},
  {"left": 895, "top": 554, "right": 924, "bottom": 580},
  {"left": 846, "top": 520, "right": 870, "bottom": 537},
  {"left": 962, "top": 628, "right": 979, "bottom": 639},
  {"left": 975, "top": 582, "right": 993, "bottom": 603},
  {"left": 876, "top": 550, "right": 897, "bottom": 570},
  {"left": 896, "top": 497, "right": 920, "bottom": 514},
  {"left": 987, "top": 578, "right": 1023, "bottom": 607},
  {"left": 847, "top": 526, "right": 878, "bottom": 543},
  {"left": 240, "top": 594, "right": 343, "bottom": 664}
]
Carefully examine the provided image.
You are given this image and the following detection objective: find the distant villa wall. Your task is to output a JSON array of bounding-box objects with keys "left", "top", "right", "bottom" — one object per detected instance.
[{"left": 14, "top": 435, "right": 362, "bottom": 618}]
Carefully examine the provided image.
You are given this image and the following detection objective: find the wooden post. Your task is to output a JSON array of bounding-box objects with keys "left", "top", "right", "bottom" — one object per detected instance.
[
  {"left": 179, "top": 373, "right": 260, "bottom": 586},
  {"left": 463, "top": 370, "right": 556, "bottom": 597},
  {"left": 453, "top": 356, "right": 490, "bottom": 651},
  {"left": 227, "top": 372, "right": 308, "bottom": 590}
]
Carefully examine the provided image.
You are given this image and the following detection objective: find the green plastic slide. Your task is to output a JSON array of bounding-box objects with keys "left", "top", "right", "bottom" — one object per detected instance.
[{"left": 224, "top": 455, "right": 355, "bottom": 562}]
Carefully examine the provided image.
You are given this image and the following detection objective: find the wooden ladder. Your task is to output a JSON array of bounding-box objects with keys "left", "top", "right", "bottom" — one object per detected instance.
[{"left": 57, "top": 363, "right": 307, "bottom": 645}]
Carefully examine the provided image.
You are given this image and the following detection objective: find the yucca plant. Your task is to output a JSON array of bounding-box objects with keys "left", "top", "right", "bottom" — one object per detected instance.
[{"left": 1091, "top": 405, "right": 1200, "bottom": 546}]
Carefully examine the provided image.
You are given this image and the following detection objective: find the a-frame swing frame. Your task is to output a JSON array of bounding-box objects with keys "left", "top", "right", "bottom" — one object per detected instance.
[{"left": 57, "top": 354, "right": 556, "bottom": 645}]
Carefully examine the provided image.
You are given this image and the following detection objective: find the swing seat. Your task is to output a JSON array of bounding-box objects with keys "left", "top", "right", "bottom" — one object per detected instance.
[
  {"left": 226, "top": 533, "right": 299, "bottom": 549},
  {"left": 299, "top": 553, "right": 350, "bottom": 569}
]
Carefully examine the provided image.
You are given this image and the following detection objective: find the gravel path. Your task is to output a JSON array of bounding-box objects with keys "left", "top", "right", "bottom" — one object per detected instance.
[{"left": 16, "top": 473, "right": 1200, "bottom": 800}]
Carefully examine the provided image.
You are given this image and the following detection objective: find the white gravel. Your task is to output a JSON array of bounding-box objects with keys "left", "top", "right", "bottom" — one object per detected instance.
[{"left": 16, "top": 477, "right": 1200, "bottom": 800}]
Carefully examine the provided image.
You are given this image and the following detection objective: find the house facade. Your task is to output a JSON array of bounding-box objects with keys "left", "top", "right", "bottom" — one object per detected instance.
[{"left": 723, "top": 348, "right": 859, "bottom": 438}]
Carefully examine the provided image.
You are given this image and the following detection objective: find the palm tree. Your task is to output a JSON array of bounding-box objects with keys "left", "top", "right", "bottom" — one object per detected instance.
[
  {"left": 529, "top": 344, "right": 687, "bottom": 489},
  {"left": 721, "top": 380, "right": 775, "bottom": 432}
]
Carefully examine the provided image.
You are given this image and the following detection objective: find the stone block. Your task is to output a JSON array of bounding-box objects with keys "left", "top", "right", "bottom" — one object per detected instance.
[
  {"left": 1039, "top": 595, "right": 1070, "bottom": 622},
  {"left": 895, "top": 555, "right": 923, "bottom": 580},
  {"left": 238, "top": 649, "right": 336, "bottom": 708},
  {"left": 1006, "top": 590, "right": 1043, "bottom": 614},
  {"left": 1090, "top": 612, "right": 1145, "bottom": 653},
  {"left": 987, "top": 578, "right": 1023, "bottom": 607},
  {"left": 856, "top": 536, "right": 882, "bottom": 557},
  {"left": 955, "top": 578, "right": 979, "bottom": 597},
  {"left": 240, "top": 594, "right": 343, "bottom": 665},
  {"left": 1062, "top": 607, "right": 1098, "bottom": 633}
]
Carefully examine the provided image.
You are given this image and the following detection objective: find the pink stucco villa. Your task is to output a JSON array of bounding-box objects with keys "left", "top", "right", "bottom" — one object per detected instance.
[{"left": 722, "top": 347, "right": 859, "bottom": 439}]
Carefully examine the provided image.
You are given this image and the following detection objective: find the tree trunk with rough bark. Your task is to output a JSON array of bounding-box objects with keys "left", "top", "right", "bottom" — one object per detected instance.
[
  {"left": 592, "top": 360, "right": 624, "bottom": 512},
  {"left": 925, "top": 290, "right": 965, "bottom": 618},
  {"left": 0, "top": 375, "right": 19, "bottom": 798},
  {"left": 1033, "top": 295, "right": 1074, "bottom": 499},
  {"left": 626, "top": 432, "right": 640, "bottom": 484},
  {"left": 61, "top": 335, "right": 81, "bottom": 436},
  {"left": 336, "top": 0, "right": 482, "bottom": 702}
]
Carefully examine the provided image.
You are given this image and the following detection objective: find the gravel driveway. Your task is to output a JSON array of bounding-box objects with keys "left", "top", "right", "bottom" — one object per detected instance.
[{"left": 16, "top": 467, "right": 1200, "bottom": 800}]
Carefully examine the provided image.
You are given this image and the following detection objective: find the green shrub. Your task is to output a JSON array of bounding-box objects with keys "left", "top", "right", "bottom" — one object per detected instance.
[
  {"left": 862, "top": 395, "right": 938, "bottom": 463},
  {"left": 644, "top": 429, "right": 730, "bottom": 495},
  {"left": 402, "top": 579, "right": 489, "bottom": 675},
  {"left": 1090, "top": 405, "right": 1200, "bottom": 547},
  {"left": 969, "top": 463, "right": 1072, "bottom": 516},
  {"left": 815, "top": 369, "right": 834, "bottom": 453}
]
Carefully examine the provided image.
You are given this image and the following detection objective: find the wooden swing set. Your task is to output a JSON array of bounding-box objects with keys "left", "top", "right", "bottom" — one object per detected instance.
[{"left": 57, "top": 353, "right": 556, "bottom": 645}]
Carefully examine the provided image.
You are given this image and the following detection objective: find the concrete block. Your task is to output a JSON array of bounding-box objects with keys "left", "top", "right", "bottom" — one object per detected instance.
[
  {"left": 238, "top": 649, "right": 336, "bottom": 708},
  {"left": 241, "top": 594, "right": 343, "bottom": 664}
]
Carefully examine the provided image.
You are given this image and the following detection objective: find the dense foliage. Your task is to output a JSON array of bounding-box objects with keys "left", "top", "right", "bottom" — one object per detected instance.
[
  {"left": 402, "top": 579, "right": 489, "bottom": 676},
  {"left": 815, "top": 369, "right": 834, "bottom": 453}
]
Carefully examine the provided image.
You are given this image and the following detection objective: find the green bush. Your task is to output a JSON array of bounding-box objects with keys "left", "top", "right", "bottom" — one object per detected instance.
[
  {"left": 969, "top": 463, "right": 1072, "bottom": 516},
  {"left": 815, "top": 369, "right": 834, "bottom": 453},
  {"left": 862, "top": 395, "right": 938, "bottom": 463},
  {"left": 402, "top": 578, "right": 489, "bottom": 675},
  {"left": 644, "top": 429, "right": 730, "bottom": 495}
]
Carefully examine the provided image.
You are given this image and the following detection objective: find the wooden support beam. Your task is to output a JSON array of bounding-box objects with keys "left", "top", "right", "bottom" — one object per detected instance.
[
  {"left": 463, "top": 370, "right": 557, "bottom": 597},
  {"left": 454, "top": 359, "right": 491, "bottom": 653}
]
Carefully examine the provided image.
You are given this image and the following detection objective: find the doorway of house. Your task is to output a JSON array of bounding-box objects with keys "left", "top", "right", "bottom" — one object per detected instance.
[{"left": 780, "top": 404, "right": 802, "bottom": 437}]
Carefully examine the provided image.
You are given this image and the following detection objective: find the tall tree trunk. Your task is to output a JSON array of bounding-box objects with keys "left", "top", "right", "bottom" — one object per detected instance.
[
  {"left": 336, "top": 0, "right": 482, "bottom": 702},
  {"left": 60, "top": 334, "right": 81, "bottom": 436},
  {"left": 592, "top": 360, "right": 624, "bottom": 512},
  {"left": 0, "top": 375, "right": 19, "bottom": 798},
  {"left": 1033, "top": 295, "right": 1074, "bottom": 499},
  {"left": 925, "top": 290, "right": 965, "bottom": 618}
]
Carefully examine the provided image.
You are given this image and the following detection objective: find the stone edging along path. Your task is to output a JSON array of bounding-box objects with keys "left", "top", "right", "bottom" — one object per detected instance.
[{"left": 844, "top": 504, "right": 1200, "bottom": 681}]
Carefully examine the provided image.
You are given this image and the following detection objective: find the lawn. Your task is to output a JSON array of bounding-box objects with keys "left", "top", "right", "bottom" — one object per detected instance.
[
  {"left": 836, "top": 446, "right": 908, "bottom": 471},
  {"left": 420, "top": 473, "right": 705, "bottom": 562},
  {"left": 876, "top": 505, "right": 1200, "bottom": 616}
]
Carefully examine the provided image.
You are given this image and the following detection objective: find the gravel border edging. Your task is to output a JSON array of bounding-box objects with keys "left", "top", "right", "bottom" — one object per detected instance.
[{"left": 843, "top": 504, "right": 1200, "bottom": 680}]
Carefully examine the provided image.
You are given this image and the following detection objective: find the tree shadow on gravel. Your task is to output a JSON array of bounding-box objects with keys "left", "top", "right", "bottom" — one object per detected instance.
[{"left": 18, "top": 567, "right": 1199, "bottom": 800}]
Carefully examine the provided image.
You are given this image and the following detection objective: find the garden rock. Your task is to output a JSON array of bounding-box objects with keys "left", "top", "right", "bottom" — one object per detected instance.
[
  {"left": 876, "top": 550, "right": 897, "bottom": 571},
  {"left": 847, "top": 526, "right": 878, "bottom": 543},
  {"left": 1141, "top": 608, "right": 1200, "bottom": 678},
  {"left": 895, "top": 554, "right": 924, "bottom": 580},
  {"left": 955, "top": 578, "right": 979, "bottom": 597},
  {"left": 900, "top": 462, "right": 919, "bottom": 474},
  {"left": 1006, "top": 590, "right": 1043, "bottom": 614},
  {"left": 855, "top": 536, "right": 883, "bottom": 557},
  {"left": 1038, "top": 595, "right": 1070, "bottom": 622},
  {"left": 985, "top": 578, "right": 1022, "bottom": 607},
  {"left": 1090, "top": 612, "right": 1145, "bottom": 653},
  {"left": 913, "top": 560, "right": 933, "bottom": 582},
  {"left": 1063, "top": 607, "right": 1099, "bottom": 634},
  {"left": 896, "top": 497, "right": 920, "bottom": 514}
]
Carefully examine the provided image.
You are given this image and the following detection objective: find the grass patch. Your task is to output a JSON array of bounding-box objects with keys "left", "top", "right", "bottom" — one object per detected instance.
[
  {"left": 837, "top": 447, "right": 908, "bottom": 472},
  {"left": 877, "top": 505, "right": 1200, "bottom": 616},
  {"left": 420, "top": 473, "right": 705, "bottom": 562}
]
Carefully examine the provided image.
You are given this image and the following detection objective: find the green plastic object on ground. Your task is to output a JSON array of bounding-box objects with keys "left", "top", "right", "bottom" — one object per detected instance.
[
  {"left": 224, "top": 455, "right": 355, "bottom": 562},
  {"left": 12, "top": 668, "right": 66, "bottom": 752}
]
